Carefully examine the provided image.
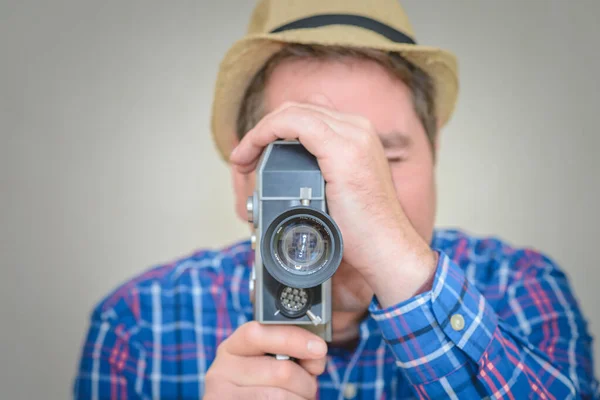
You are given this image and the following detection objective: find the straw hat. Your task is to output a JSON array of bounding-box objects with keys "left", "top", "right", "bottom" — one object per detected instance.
[{"left": 211, "top": 0, "right": 459, "bottom": 161}]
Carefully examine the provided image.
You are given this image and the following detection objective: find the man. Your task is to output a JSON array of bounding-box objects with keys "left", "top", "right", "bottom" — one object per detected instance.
[{"left": 74, "top": 1, "right": 598, "bottom": 399}]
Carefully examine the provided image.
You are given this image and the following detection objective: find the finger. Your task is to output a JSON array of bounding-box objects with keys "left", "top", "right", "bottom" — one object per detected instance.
[
  {"left": 301, "top": 94, "right": 374, "bottom": 131},
  {"left": 275, "top": 101, "right": 377, "bottom": 151},
  {"left": 231, "top": 105, "right": 342, "bottom": 164},
  {"left": 265, "top": 95, "right": 373, "bottom": 132},
  {"left": 224, "top": 321, "right": 328, "bottom": 360},
  {"left": 262, "top": 101, "right": 370, "bottom": 142},
  {"left": 238, "top": 386, "right": 307, "bottom": 400},
  {"left": 298, "top": 356, "right": 327, "bottom": 376},
  {"left": 230, "top": 106, "right": 357, "bottom": 173},
  {"left": 221, "top": 355, "right": 318, "bottom": 399},
  {"left": 304, "top": 93, "right": 336, "bottom": 109}
]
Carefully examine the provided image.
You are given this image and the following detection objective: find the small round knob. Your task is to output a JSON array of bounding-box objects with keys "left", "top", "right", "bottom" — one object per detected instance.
[
  {"left": 249, "top": 263, "right": 256, "bottom": 304},
  {"left": 246, "top": 196, "right": 254, "bottom": 223}
]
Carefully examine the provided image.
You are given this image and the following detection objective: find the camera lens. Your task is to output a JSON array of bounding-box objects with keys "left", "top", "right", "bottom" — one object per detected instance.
[
  {"left": 262, "top": 207, "right": 343, "bottom": 289},
  {"left": 273, "top": 217, "right": 331, "bottom": 275}
]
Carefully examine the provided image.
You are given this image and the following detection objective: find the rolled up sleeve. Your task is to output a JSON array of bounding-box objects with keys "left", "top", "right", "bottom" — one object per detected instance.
[{"left": 369, "top": 251, "right": 597, "bottom": 399}]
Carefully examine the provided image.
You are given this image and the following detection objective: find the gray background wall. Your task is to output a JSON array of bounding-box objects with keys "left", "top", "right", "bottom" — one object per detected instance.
[{"left": 1, "top": 1, "right": 599, "bottom": 399}]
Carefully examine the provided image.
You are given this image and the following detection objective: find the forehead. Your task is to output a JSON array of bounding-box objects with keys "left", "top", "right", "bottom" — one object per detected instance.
[{"left": 263, "top": 57, "right": 419, "bottom": 135}]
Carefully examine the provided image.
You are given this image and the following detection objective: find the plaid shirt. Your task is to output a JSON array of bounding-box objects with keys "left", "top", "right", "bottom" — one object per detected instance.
[{"left": 74, "top": 229, "right": 598, "bottom": 399}]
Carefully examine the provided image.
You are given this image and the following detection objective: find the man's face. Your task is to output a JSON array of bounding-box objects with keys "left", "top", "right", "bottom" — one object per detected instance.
[{"left": 232, "top": 56, "right": 437, "bottom": 318}]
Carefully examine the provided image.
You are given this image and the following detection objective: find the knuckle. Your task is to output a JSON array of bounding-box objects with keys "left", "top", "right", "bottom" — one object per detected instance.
[
  {"left": 320, "top": 357, "right": 328, "bottom": 372},
  {"left": 314, "top": 359, "right": 327, "bottom": 375},
  {"left": 272, "top": 360, "right": 295, "bottom": 385},
  {"left": 278, "top": 103, "right": 308, "bottom": 125},
  {"left": 279, "top": 101, "right": 298, "bottom": 112},
  {"left": 345, "top": 142, "right": 363, "bottom": 161},
  {"left": 312, "top": 118, "right": 332, "bottom": 139},
  {"left": 281, "top": 104, "right": 306, "bottom": 120},
  {"left": 356, "top": 115, "right": 374, "bottom": 131},
  {"left": 357, "top": 131, "right": 373, "bottom": 148},
  {"left": 241, "top": 320, "right": 262, "bottom": 345}
]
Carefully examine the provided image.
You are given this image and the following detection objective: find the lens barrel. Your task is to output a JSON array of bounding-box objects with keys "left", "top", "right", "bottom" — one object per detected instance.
[{"left": 262, "top": 206, "right": 343, "bottom": 289}]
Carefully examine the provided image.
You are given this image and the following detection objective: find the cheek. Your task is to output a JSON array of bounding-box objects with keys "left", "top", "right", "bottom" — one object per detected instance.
[{"left": 390, "top": 161, "right": 436, "bottom": 243}]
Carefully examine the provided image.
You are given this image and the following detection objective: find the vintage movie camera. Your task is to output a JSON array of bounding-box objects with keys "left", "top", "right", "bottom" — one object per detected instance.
[{"left": 247, "top": 141, "right": 343, "bottom": 342}]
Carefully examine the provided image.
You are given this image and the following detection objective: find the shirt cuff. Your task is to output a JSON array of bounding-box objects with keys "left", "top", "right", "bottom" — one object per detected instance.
[{"left": 369, "top": 250, "right": 499, "bottom": 385}]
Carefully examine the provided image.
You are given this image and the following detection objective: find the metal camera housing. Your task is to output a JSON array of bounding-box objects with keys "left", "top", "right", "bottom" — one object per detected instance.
[{"left": 248, "top": 141, "right": 343, "bottom": 341}]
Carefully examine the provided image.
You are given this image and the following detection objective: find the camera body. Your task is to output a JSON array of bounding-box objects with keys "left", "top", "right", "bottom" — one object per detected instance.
[{"left": 247, "top": 141, "right": 343, "bottom": 341}]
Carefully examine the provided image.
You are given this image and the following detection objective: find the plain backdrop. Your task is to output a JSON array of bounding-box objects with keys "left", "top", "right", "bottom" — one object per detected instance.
[{"left": 1, "top": 1, "right": 599, "bottom": 399}]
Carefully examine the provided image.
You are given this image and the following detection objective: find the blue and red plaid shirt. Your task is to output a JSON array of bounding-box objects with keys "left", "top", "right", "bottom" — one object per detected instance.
[{"left": 74, "top": 229, "right": 598, "bottom": 399}]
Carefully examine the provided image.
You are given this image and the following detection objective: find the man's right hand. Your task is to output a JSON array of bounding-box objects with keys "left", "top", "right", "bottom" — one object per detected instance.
[{"left": 204, "top": 321, "right": 328, "bottom": 399}]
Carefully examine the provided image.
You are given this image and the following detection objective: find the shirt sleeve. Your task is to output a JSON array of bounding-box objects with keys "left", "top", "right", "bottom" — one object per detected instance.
[
  {"left": 73, "top": 298, "right": 146, "bottom": 400},
  {"left": 369, "top": 250, "right": 598, "bottom": 399}
]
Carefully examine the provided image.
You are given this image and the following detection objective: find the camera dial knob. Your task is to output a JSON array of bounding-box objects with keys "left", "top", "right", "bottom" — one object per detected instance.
[
  {"left": 249, "top": 263, "right": 255, "bottom": 304},
  {"left": 246, "top": 196, "right": 254, "bottom": 223},
  {"left": 246, "top": 193, "right": 258, "bottom": 227}
]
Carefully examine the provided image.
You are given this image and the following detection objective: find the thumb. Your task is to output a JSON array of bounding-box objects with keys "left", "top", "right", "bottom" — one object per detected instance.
[{"left": 305, "top": 93, "right": 337, "bottom": 110}]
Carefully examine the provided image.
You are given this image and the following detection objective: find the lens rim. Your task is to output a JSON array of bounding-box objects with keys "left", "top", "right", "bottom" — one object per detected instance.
[{"left": 262, "top": 206, "right": 343, "bottom": 288}]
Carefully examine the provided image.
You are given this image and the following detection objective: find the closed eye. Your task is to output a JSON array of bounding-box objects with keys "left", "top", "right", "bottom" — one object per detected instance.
[
  {"left": 386, "top": 155, "right": 406, "bottom": 163},
  {"left": 380, "top": 131, "right": 412, "bottom": 164}
]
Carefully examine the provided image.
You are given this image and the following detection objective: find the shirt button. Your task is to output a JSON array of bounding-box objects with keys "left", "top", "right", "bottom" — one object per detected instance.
[
  {"left": 450, "top": 314, "right": 465, "bottom": 331},
  {"left": 343, "top": 383, "right": 357, "bottom": 399}
]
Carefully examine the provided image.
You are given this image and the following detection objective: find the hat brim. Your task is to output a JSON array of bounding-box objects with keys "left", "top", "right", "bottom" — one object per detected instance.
[{"left": 211, "top": 25, "right": 459, "bottom": 161}]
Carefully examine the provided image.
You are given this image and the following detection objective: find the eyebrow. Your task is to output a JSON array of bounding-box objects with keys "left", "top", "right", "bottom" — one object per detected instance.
[{"left": 378, "top": 131, "right": 412, "bottom": 149}]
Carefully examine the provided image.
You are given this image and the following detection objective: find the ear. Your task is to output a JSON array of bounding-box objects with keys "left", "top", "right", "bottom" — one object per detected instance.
[{"left": 230, "top": 162, "right": 256, "bottom": 222}]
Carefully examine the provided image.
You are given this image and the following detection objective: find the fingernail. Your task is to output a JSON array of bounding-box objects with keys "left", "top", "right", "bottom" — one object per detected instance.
[
  {"left": 307, "top": 340, "right": 327, "bottom": 356},
  {"left": 230, "top": 146, "right": 238, "bottom": 160}
]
